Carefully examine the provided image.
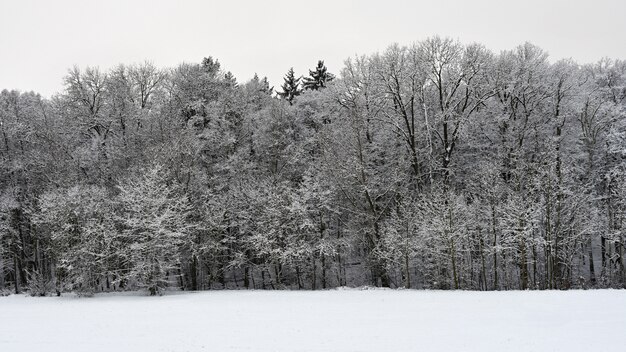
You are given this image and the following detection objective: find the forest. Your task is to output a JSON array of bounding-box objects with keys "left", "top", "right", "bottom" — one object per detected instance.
[{"left": 0, "top": 37, "right": 625, "bottom": 295}]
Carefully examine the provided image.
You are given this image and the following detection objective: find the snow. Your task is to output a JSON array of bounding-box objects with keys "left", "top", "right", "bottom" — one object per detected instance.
[{"left": 1, "top": 289, "right": 625, "bottom": 352}]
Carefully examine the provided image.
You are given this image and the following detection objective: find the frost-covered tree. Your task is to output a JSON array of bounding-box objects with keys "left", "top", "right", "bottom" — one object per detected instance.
[
  {"left": 2, "top": 38, "right": 626, "bottom": 293},
  {"left": 117, "top": 165, "right": 194, "bottom": 295},
  {"left": 35, "top": 185, "right": 118, "bottom": 295}
]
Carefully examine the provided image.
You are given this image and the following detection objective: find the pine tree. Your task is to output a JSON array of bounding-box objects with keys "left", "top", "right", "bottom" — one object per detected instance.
[
  {"left": 303, "top": 60, "right": 335, "bottom": 90},
  {"left": 277, "top": 67, "right": 302, "bottom": 105},
  {"left": 250, "top": 73, "right": 273, "bottom": 95},
  {"left": 260, "top": 76, "right": 273, "bottom": 95},
  {"left": 201, "top": 56, "right": 221, "bottom": 77},
  {"left": 224, "top": 71, "right": 238, "bottom": 87}
]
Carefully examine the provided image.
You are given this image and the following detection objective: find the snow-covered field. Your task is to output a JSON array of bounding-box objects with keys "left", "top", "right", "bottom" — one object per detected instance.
[{"left": 1, "top": 289, "right": 624, "bottom": 352}]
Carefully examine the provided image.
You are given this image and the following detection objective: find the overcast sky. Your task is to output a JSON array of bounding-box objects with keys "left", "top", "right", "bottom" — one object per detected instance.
[{"left": 1, "top": 0, "right": 625, "bottom": 97}]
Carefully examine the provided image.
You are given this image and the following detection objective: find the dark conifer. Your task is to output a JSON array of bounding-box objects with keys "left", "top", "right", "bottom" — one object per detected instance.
[
  {"left": 277, "top": 67, "right": 302, "bottom": 104},
  {"left": 303, "top": 60, "right": 335, "bottom": 90}
]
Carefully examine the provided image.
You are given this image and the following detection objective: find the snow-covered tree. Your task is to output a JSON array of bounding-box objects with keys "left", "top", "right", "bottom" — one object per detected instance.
[
  {"left": 117, "top": 165, "right": 194, "bottom": 295},
  {"left": 35, "top": 185, "right": 117, "bottom": 295}
]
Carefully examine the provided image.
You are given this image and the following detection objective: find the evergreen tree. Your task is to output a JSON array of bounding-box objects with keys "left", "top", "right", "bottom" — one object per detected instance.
[
  {"left": 277, "top": 67, "right": 302, "bottom": 105},
  {"left": 201, "top": 56, "right": 221, "bottom": 78},
  {"left": 224, "top": 71, "right": 238, "bottom": 87},
  {"left": 260, "top": 76, "right": 273, "bottom": 95},
  {"left": 249, "top": 73, "right": 273, "bottom": 95},
  {"left": 303, "top": 60, "right": 335, "bottom": 90}
]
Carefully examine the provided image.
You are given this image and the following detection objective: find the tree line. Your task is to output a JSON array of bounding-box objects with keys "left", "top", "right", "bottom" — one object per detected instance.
[{"left": 1, "top": 37, "right": 625, "bottom": 295}]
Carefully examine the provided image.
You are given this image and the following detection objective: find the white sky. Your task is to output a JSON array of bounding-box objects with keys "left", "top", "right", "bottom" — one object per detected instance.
[{"left": 1, "top": 0, "right": 625, "bottom": 97}]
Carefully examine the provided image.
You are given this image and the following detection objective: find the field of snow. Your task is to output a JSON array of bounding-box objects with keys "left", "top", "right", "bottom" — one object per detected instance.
[{"left": 1, "top": 289, "right": 624, "bottom": 352}]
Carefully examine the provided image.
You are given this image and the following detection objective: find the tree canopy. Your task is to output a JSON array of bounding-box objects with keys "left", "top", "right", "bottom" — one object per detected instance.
[{"left": 1, "top": 38, "right": 625, "bottom": 296}]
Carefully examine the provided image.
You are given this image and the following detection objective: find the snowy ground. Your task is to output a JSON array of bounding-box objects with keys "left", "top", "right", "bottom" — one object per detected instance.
[{"left": 0, "top": 289, "right": 624, "bottom": 352}]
